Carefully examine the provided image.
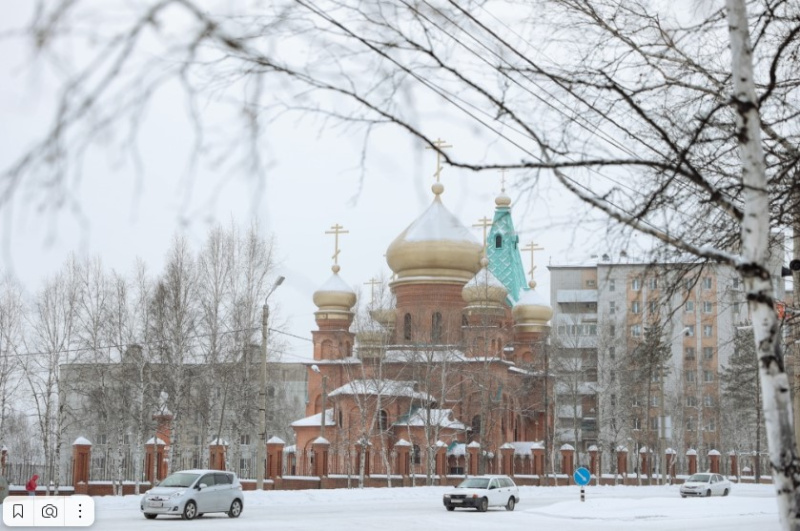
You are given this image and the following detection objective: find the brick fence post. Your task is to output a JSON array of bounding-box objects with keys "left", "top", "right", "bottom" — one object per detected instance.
[
  {"left": 72, "top": 437, "right": 92, "bottom": 487},
  {"left": 686, "top": 449, "right": 697, "bottom": 475},
  {"left": 267, "top": 437, "right": 286, "bottom": 480},
  {"left": 708, "top": 449, "right": 720, "bottom": 474},
  {"left": 500, "top": 444, "right": 515, "bottom": 477}
]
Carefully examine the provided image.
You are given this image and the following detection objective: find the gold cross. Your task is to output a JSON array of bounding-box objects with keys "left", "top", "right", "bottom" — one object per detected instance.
[
  {"left": 499, "top": 169, "right": 508, "bottom": 192},
  {"left": 325, "top": 223, "right": 349, "bottom": 265},
  {"left": 472, "top": 216, "right": 493, "bottom": 249},
  {"left": 522, "top": 242, "right": 544, "bottom": 282},
  {"left": 364, "top": 278, "right": 381, "bottom": 305},
  {"left": 425, "top": 138, "right": 452, "bottom": 183}
]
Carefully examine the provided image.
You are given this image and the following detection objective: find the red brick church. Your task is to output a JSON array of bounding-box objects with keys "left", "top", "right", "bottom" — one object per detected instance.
[{"left": 290, "top": 175, "right": 554, "bottom": 481}]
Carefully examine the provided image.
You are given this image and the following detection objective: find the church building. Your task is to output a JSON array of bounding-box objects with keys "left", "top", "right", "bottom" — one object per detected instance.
[{"left": 290, "top": 171, "right": 554, "bottom": 480}]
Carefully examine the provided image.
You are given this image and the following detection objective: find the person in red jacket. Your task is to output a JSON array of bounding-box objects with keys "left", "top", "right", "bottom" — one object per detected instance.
[{"left": 25, "top": 474, "right": 38, "bottom": 496}]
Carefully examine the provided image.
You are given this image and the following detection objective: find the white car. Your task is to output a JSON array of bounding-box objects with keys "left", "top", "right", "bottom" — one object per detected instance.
[
  {"left": 680, "top": 473, "right": 732, "bottom": 498},
  {"left": 140, "top": 469, "right": 244, "bottom": 520},
  {"left": 443, "top": 475, "right": 520, "bottom": 512}
]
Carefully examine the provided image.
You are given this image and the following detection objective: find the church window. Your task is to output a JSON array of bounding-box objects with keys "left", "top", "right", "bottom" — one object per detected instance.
[
  {"left": 462, "top": 314, "right": 468, "bottom": 327},
  {"left": 431, "top": 312, "right": 442, "bottom": 342},
  {"left": 412, "top": 444, "right": 421, "bottom": 465},
  {"left": 495, "top": 234, "right": 503, "bottom": 248},
  {"left": 404, "top": 313, "right": 412, "bottom": 340},
  {"left": 471, "top": 415, "right": 482, "bottom": 439},
  {"left": 378, "top": 410, "right": 388, "bottom": 432}
]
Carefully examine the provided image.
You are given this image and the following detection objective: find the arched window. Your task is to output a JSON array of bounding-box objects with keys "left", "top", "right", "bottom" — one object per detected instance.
[
  {"left": 462, "top": 314, "right": 468, "bottom": 327},
  {"left": 338, "top": 410, "right": 343, "bottom": 427},
  {"left": 471, "top": 415, "right": 482, "bottom": 441},
  {"left": 403, "top": 313, "right": 412, "bottom": 340},
  {"left": 321, "top": 339, "right": 334, "bottom": 357},
  {"left": 378, "top": 410, "right": 388, "bottom": 432},
  {"left": 412, "top": 444, "right": 421, "bottom": 465},
  {"left": 495, "top": 234, "right": 503, "bottom": 248},
  {"left": 431, "top": 312, "right": 442, "bottom": 342}
]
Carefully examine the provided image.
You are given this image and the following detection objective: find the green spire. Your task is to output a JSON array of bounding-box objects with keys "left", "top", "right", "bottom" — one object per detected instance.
[{"left": 486, "top": 195, "right": 528, "bottom": 303}]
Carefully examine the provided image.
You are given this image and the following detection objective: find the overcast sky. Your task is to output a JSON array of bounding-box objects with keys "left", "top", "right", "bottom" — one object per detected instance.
[{"left": 0, "top": 2, "right": 626, "bottom": 361}]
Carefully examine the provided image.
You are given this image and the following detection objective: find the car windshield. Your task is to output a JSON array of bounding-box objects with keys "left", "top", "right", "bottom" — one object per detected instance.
[
  {"left": 159, "top": 472, "right": 200, "bottom": 488},
  {"left": 688, "top": 474, "right": 710, "bottom": 483},
  {"left": 457, "top": 478, "right": 490, "bottom": 489}
]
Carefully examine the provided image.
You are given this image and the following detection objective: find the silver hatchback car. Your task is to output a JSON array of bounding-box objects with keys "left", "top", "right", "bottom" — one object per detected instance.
[
  {"left": 443, "top": 475, "right": 520, "bottom": 512},
  {"left": 140, "top": 469, "right": 243, "bottom": 520}
]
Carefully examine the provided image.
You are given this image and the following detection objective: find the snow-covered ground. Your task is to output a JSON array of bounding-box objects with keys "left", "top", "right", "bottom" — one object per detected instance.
[{"left": 88, "top": 483, "right": 780, "bottom": 530}]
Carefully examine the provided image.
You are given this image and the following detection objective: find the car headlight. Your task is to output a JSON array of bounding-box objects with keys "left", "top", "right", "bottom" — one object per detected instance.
[{"left": 169, "top": 491, "right": 185, "bottom": 498}]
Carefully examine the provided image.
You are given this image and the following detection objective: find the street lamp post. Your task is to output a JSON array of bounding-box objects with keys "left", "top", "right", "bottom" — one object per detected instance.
[{"left": 257, "top": 276, "right": 284, "bottom": 491}]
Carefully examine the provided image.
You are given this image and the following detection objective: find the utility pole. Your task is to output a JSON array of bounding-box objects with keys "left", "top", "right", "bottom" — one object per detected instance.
[{"left": 257, "top": 276, "right": 284, "bottom": 491}]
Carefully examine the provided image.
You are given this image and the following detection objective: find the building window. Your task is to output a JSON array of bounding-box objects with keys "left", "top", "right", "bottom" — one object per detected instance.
[
  {"left": 240, "top": 434, "right": 251, "bottom": 445},
  {"left": 609, "top": 347, "right": 615, "bottom": 360},
  {"left": 609, "top": 301, "right": 616, "bottom": 314},
  {"left": 412, "top": 444, "right": 421, "bottom": 465},
  {"left": 431, "top": 312, "right": 442, "bottom": 342},
  {"left": 704, "top": 395, "right": 714, "bottom": 407},
  {"left": 193, "top": 435, "right": 200, "bottom": 446},
  {"left": 703, "top": 277, "right": 712, "bottom": 290},
  {"left": 686, "top": 396, "right": 697, "bottom": 407},
  {"left": 633, "top": 417, "right": 641, "bottom": 430},
  {"left": 97, "top": 434, "right": 108, "bottom": 445},
  {"left": 650, "top": 417, "right": 659, "bottom": 430},
  {"left": 704, "top": 370, "right": 714, "bottom": 383},
  {"left": 586, "top": 279, "right": 596, "bottom": 288},
  {"left": 650, "top": 395, "right": 659, "bottom": 406},
  {"left": 403, "top": 313, "right": 412, "bottom": 340},
  {"left": 705, "top": 419, "right": 716, "bottom": 432},
  {"left": 649, "top": 278, "right": 658, "bottom": 290},
  {"left": 686, "top": 370, "right": 696, "bottom": 383},
  {"left": 495, "top": 234, "right": 502, "bottom": 248},
  {"left": 632, "top": 278, "right": 641, "bottom": 291},
  {"left": 631, "top": 301, "right": 640, "bottom": 314},
  {"left": 649, "top": 300, "right": 658, "bottom": 314},
  {"left": 610, "top": 394, "right": 616, "bottom": 408},
  {"left": 609, "top": 325, "right": 616, "bottom": 337},
  {"left": 685, "top": 347, "right": 695, "bottom": 360},
  {"left": 703, "top": 301, "right": 713, "bottom": 313},
  {"left": 733, "top": 302, "right": 741, "bottom": 314},
  {"left": 703, "top": 325, "right": 713, "bottom": 337},
  {"left": 609, "top": 279, "right": 616, "bottom": 292},
  {"left": 685, "top": 325, "right": 695, "bottom": 337},
  {"left": 461, "top": 314, "right": 468, "bottom": 327},
  {"left": 558, "top": 325, "right": 566, "bottom": 336},
  {"left": 686, "top": 418, "right": 696, "bottom": 431},
  {"left": 588, "top": 324, "right": 597, "bottom": 336},
  {"left": 733, "top": 278, "right": 740, "bottom": 290},
  {"left": 378, "top": 410, "right": 388, "bottom": 432},
  {"left": 685, "top": 301, "right": 694, "bottom": 312},
  {"left": 703, "top": 347, "right": 714, "bottom": 360},
  {"left": 631, "top": 324, "right": 642, "bottom": 337}
]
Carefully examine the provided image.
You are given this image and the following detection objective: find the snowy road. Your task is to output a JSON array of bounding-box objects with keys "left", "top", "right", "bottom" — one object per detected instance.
[{"left": 84, "top": 483, "right": 779, "bottom": 531}]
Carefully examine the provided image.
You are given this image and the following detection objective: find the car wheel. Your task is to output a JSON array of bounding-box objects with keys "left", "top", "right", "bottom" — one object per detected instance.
[
  {"left": 505, "top": 497, "right": 516, "bottom": 511},
  {"left": 144, "top": 514, "right": 157, "bottom": 520},
  {"left": 680, "top": 495, "right": 686, "bottom": 499},
  {"left": 182, "top": 500, "right": 197, "bottom": 520},
  {"left": 706, "top": 489, "right": 712, "bottom": 497},
  {"left": 446, "top": 505, "right": 455, "bottom": 511},
  {"left": 723, "top": 488, "right": 729, "bottom": 497},
  {"left": 228, "top": 499, "right": 243, "bottom": 518},
  {"left": 478, "top": 497, "right": 489, "bottom": 512}
]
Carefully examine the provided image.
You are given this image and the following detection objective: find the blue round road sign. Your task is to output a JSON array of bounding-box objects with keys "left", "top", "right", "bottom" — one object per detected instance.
[{"left": 573, "top": 467, "right": 591, "bottom": 486}]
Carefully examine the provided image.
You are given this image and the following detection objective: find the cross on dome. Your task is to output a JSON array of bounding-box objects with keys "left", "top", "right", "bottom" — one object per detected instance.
[
  {"left": 522, "top": 241, "right": 544, "bottom": 288},
  {"left": 325, "top": 223, "right": 349, "bottom": 273},
  {"left": 425, "top": 137, "right": 452, "bottom": 195},
  {"left": 472, "top": 216, "right": 493, "bottom": 254},
  {"left": 364, "top": 277, "right": 381, "bottom": 305}
]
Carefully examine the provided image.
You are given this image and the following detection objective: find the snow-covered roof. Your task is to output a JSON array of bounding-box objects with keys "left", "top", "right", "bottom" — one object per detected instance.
[
  {"left": 402, "top": 198, "right": 480, "bottom": 244},
  {"left": 312, "top": 437, "right": 330, "bottom": 445},
  {"left": 73, "top": 437, "right": 92, "bottom": 446},
  {"left": 316, "top": 271, "right": 355, "bottom": 294},
  {"left": 146, "top": 437, "right": 166, "bottom": 445},
  {"left": 465, "top": 267, "right": 506, "bottom": 290},
  {"left": 291, "top": 409, "right": 334, "bottom": 428},
  {"left": 267, "top": 436, "right": 286, "bottom": 445},
  {"left": 328, "top": 380, "right": 433, "bottom": 401},
  {"left": 393, "top": 409, "right": 466, "bottom": 430}
]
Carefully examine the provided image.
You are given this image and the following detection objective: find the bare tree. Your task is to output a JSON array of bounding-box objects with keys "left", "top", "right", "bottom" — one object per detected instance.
[{"left": 0, "top": 273, "right": 26, "bottom": 444}]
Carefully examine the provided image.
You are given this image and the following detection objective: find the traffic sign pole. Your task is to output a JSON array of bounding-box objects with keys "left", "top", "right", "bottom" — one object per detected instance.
[{"left": 573, "top": 466, "right": 591, "bottom": 502}]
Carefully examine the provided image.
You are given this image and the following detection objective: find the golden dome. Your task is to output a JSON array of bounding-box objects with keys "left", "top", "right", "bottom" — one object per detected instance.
[
  {"left": 386, "top": 194, "right": 483, "bottom": 285},
  {"left": 512, "top": 281, "right": 553, "bottom": 331},
  {"left": 313, "top": 266, "right": 357, "bottom": 313},
  {"left": 495, "top": 192, "right": 511, "bottom": 208},
  {"left": 462, "top": 258, "right": 508, "bottom": 307}
]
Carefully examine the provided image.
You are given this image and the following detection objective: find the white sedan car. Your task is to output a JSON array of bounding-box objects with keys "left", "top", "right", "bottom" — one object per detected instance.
[
  {"left": 680, "top": 473, "right": 732, "bottom": 498},
  {"left": 443, "top": 475, "right": 520, "bottom": 512},
  {"left": 140, "top": 469, "right": 244, "bottom": 520}
]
